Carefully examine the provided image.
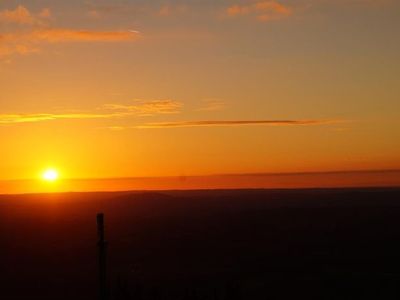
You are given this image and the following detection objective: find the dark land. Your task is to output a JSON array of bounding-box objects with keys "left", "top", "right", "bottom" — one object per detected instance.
[{"left": 1, "top": 188, "right": 400, "bottom": 299}]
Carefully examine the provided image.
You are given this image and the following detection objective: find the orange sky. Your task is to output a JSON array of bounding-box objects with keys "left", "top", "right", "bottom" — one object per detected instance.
[{"left": 1, "top": 1, "right": 400, "bottom": 193}]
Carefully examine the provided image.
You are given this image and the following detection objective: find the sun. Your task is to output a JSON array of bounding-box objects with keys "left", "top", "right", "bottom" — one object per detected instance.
[{"left": 42, "top": 169, "right": 59, "bottom": 182}]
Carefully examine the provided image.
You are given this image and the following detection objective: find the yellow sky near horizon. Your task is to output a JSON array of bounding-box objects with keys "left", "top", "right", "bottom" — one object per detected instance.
[{"left": 1, "top": 1, "right": 400, "bottom": 189}]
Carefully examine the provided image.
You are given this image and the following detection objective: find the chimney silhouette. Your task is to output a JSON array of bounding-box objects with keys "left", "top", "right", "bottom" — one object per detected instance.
[{"left": 97, "top": 213, "right": 108, "bottom": 300}]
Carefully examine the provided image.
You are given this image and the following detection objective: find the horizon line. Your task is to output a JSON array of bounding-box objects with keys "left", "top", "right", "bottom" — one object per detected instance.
[
  {"left": 2, "top": 168, "right": 400, "bottom": 182},
  {"left": 2, "top": 186, "right": 400, "bottom": 197}
]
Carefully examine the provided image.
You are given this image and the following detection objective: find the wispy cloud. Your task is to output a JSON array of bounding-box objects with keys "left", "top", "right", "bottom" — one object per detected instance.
[
  {"left": 225, "top": 0, "right": 393, "bottom": 22},
  {"left": 314, "top": 0, "right": 393, "bottom": 6},
  {"left": 103, "top": 99, "right": 183, "bottom": 116},
  {"left": 136, "top": 119, "right": 340, "bottom": 128},
  {"left": 0, "top": 37, "right": 36, "bottom": 58},
  {"left": 0, "top": 5, "right": 139, "bottom": 58},
  {"left": 196, "top": 99, "right": 226, "bottom": 112},
  {"left": 31, "top": 29, "right": 138, "bottom": 43},
  {"left": 227, "top": 1, "right": 293, "bottom": 22},
  {"left": 0, "top": 113, "right": 116, "bottom": 124},
  {"left": 0, "top": 5, "right": 50, "bottom": 25},
  {"left": 0, "top": 99, "right": 183, "bottom": 124},
  {"left": 0, "top": 104, "right": 342, "bottom": 130}
]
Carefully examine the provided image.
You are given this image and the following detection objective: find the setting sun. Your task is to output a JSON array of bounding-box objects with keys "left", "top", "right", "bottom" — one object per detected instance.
[{"left": 42, "top": 169, "right": 59, "bottom": 182}]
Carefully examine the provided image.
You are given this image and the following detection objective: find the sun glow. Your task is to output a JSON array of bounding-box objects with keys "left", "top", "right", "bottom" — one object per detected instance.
[{"left": 42, "top": 169, "right": 59, "bottom": 182}]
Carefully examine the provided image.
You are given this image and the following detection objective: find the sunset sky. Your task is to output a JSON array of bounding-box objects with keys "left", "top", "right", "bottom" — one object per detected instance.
[{"left": 1, "top": 0, "right": 400, "bottom": 192}]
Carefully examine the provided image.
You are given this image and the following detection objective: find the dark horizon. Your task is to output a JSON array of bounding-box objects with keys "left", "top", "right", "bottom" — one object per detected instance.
[{"left": 2, "top": 188, "right": 400, "bottom": 299}]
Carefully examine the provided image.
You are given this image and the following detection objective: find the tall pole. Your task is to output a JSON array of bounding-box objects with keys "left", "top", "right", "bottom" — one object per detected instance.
[{"left": 97, "top": 213, "right": 108, "bottom": 300}]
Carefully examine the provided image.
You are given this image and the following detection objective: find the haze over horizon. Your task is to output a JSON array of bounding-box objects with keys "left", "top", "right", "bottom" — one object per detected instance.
[
  {"left": 1, "top": 0, "right": 400, "bottom": 193},
  {"left": 1, "top": 169, "right": 400, "bottom": 195}
]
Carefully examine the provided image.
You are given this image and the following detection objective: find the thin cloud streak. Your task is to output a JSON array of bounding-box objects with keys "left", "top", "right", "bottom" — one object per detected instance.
[
  {"left": 0, "top": 99, "right": 183, "bottom": 124},
  {"left": 196, "top": 99, "right": 226, "bottom": 112},
  {"left": 103, "top": 99, "right": 182, "bottom": 116},
  {"left": 0, "top": 113, "right": 118, "bottom": 124},
  {"left": 31, "top": 29, "right": 138, "bottom": 42},
  {"left": 0, "top": 29, "right": 139, "bottom": 58},
  {"left": 227, "top": 1, "right": 293, "bottom": 22},
  {"left": 136, "top": 119, "right": 341, "bottom": 128}
]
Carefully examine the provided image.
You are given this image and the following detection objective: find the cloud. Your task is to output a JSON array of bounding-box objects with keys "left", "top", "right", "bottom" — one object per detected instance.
[
  {"left": 0, "top": 5, "right": 51, "bottom": 25},
  {"left": 0, "top": 5, "right": 138, "bottom": 58},
  {"left": 0, "top": 102, "right": 341, "bottom": 130},
  {"left": 227, "top": 1, "right": 293, "bottom": 22},
  {"left": 314, "top": 0, "right": 393, "bottom": 5},
  {"left": 0, "top": 113, "right": 117, "bottom": 124},
  {"left": 38, "top": 8, "right": 51, "bottom": 19},
  {"left": 0, "top": 31, "right": 39, "bottom": 58},
  {"left": 0, "top": 99, "right": 183, "bottom": 124},
  {"left": 31, "top": 29, "right": 138, "bottom": 43},
  {"left": 196, "top": 99, "right": 226, "bottom": 112},
  {"left": 103, "top": 100, "right": 183, "bottom": 116},
  {"left": 225, "top": 0, "right": 392, "bottom": 22},
  {"left": 136, "top": 119, "right": 339, "bottom": 128}
]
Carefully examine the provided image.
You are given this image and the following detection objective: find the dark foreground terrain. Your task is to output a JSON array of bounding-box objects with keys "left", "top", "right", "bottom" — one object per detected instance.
[{"left": 1, "top": 188, "right": 400, "bottom": 299}]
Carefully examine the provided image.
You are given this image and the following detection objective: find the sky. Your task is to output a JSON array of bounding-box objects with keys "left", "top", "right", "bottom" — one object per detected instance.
[{"left": 0, "top": 0, "right": 400, "bottom": 192}]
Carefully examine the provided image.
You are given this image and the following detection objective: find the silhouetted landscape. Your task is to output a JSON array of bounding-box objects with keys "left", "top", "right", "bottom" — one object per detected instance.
[
  {"left": 2, "top": 0, "right": 400, "bottom": 298},
  {"left": 2, "top": 188, "right": 400, "bottom": 299}
]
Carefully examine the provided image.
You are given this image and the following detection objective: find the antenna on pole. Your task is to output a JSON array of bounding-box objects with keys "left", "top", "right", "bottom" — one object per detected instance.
[{"left": 97, "top": 213, "right": 108, "bottom": 300}]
